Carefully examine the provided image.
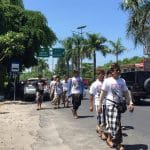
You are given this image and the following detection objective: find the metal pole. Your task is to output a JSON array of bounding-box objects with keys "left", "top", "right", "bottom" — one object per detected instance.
[
  {"left": 13, "top": 73, "right": 16, "bottom": 101},
  {"left": 77, "top": 25, "right": 86, "bottom": 76}
]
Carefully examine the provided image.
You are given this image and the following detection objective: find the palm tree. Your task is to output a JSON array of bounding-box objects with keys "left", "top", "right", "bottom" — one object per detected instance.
[
  {"left": 32, "top": 58, "right": 49, "bottom": 76},
  {"left": 121, "top": 0, "right": 150, "bottom": 46},
  {"left": 61, "top": 34, "right": 81, "bottom": 76},
  {"left": 109, "top": 38, "right": 127, "bottom": 63},
  {"left": 85, "top": 33, "right": 109, "bottom": 81},
  {"left": 61, "top": 37, "right": 74, "bottom": 76}
]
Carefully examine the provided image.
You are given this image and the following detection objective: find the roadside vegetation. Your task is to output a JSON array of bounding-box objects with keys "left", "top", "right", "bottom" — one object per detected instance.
[{"left": 0, "top": 0, "right": 149, "bottom": 94}]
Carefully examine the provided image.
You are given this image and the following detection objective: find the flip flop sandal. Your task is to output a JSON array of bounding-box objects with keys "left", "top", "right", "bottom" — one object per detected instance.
[
  {"left": 106, "top": 140, "right": 115, "bottom": 148},
  {"left": 118, "top": 144, "right": 124, "bottom": 150},
  {"left": 96, "top": 128, "right": 101, "bottom": 137},
  {"left": 101, "top": 133, "right": 107, "bottom": 141}
]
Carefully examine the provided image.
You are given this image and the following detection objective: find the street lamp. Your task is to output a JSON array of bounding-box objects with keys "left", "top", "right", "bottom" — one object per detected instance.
[{"left": 76, "top": 25, "right": 86, "bottom": 75}]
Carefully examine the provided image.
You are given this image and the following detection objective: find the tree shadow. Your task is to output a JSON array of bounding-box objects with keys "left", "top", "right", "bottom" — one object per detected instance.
[
  {"left": 0, "top": 112, "right": 9, "bottom": 114},
  {"left": 124, "top": 144, "right": 148, "bottom": 150},
  {"left": 0, "top": 101, "right": 35, "bottom": 105},
  {"left": 40, "top": 107, "right": 53, "bottom": 110},
  {"left": 78, "top": 115, "right": 94, "bottom": 119}
]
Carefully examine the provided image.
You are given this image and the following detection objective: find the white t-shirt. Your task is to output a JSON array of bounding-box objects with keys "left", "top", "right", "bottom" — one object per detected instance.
[
  {"left": 102, "top": 77, "right": 128, "bottom": 105},
  {"left": 71, "top": 76, "right": 83, "bottom": 94},
  {"left": 89, "top": 79, "right": 104, "bottom": 106},
  {"left": 50, "top": 80, "right": 56, "bottom": 90},
  {"left": 61, "top": 80, "right": 69, "bottom": 92}
]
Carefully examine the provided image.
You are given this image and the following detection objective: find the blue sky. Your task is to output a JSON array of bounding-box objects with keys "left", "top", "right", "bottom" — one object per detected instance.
[{"left": 23, "top": 0, "right": 144, "bottom": 70}]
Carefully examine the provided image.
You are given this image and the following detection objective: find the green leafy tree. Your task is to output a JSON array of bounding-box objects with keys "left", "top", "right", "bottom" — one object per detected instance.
[
  {"left": 55, "top": 57, "right": 67, "bottom": 76},
  {"left": 61, "top": 37, "right": 74, "bottom": 76},
  {"left": 121, "top": 0, "right": 150, "bottom": 46},
  {"left": 109, "top": 38, "right": 127, "bottom": 63},
  {"left": 61, "top": 34, "right": 82, "bottom": 76},
  {"left": 0, "top": 0, "right": 24, "bottom": 8},
  {"left": 0, "top": 2, "right": 57, "bottom": 69},
  {"left": 84, "top": 33, "right": 109, "bottom": 81},
  {"left": 0, "top": 31, "right": 25, "bottom": 62},
  {"left": 0, "top": 0, "right": 57, "bottom": 93}
]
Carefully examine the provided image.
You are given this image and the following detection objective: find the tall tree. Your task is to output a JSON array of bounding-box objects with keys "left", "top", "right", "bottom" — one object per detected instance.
[
  {"left": 32, "top": 58, "right": 49, "bottom": 76},
  {"left": 0, "top": 1, "right": 57, "bottom": 93},
  {"left": 0, "top": 2, "right": 57, "bottom": 69},
  {"left": 85, "top": 33, "right": 109, "bottom": 81},
  {"left": 109, "top": 38, "right": 127, "bottom": 63},
  {"left": 0, "top": 0, "right": 24, "bottom": 8},
  {"left": 61, "top": 34, "right": 82, "bottom": 76},
  {"left": 121, "top": 0, "right": 150, "bottom": 46},
  {"left": 61, "top": 37, "right": 74, "bottom": 76}
]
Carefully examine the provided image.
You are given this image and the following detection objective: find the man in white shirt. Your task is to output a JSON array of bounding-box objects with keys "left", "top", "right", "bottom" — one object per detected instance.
[
  {"left": 89, "top": 69, "right": 107, "bottom": 140},
  {"left": 61, "top": 75, "right": 69, "bottom": 107},
  {"left": 68, "top": 69, "right": 84, "bottom": 119},
  {"left": 49, "top": 75, "right": 57, "bottom": 101},
  {"left": 98, "top": 63, "right": 134, "bottom": 150}
]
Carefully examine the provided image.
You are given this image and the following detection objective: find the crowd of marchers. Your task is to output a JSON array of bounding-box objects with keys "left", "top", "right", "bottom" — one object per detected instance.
[{"left": 34, "top": 63, "right": 134, "bottom": 150}]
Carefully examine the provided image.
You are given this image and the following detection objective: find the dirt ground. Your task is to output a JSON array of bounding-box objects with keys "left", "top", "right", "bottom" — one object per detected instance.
[{"left": 0, "top": 101, "right": 39, "bottom": 150}]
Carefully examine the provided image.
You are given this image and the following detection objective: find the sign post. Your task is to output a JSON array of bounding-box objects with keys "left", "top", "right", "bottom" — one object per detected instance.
[
  {"left": 12, "top": 73, "right": 17, "bottom": 101},
  {"left": 37, "top": 48, "right": 50, "bottom": 57},
  {"left": 52, "top": 48, "right": 65, "bottom": 57},
  {"left": 11, "top": 62, "right": 20, "bottom": 101}
]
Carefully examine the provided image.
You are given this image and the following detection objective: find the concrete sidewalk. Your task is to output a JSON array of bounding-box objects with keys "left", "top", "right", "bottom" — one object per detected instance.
[{"left": 0, "top": 101, "right": 109, "bottom": 150}]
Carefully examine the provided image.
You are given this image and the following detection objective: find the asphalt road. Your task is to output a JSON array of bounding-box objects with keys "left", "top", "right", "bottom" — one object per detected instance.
[
  {"left": 32, "top": 96, "right": 150, "bottom": 150},
  {"left": 1, "top": 95, "right": 149, "bottom": 150}
]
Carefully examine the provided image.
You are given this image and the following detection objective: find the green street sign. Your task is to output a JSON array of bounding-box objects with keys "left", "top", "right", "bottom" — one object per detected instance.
[
  {"left": 52, "top": 48, "right": 65, "bottom": 57},
  {"left": 37, "top": 48, "right": 49, "bottom": 57}
]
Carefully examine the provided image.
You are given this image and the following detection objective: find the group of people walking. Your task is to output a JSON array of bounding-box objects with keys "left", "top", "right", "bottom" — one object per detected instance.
[
  {"left": 35, "top": 69, "right": 84, "bottom": 120},
  {"left": 89, "top": 63, "right": 134, "bottom": 150},
  {"left": 35, "top": 63, "right": 134, "bottom": 150}
]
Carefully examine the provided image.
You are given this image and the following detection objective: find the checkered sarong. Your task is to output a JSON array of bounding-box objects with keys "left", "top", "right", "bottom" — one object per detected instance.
[
  {"left": 105, "top": 105, "right": 122, "bottom": 143},
  {"left": 96, "top": 105, "right": 106, "bottom": 131}
]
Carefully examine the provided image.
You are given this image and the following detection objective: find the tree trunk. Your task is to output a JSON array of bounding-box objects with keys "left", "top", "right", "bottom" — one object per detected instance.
[
  {"left": 66, "top": 60, "right": 70, "bottom": 77},
  {"left": 93, "top": 50, "right": 96, "bottom": 81},
  {"left": 116, "top": 53, "right": 118, "bottom": 63}
]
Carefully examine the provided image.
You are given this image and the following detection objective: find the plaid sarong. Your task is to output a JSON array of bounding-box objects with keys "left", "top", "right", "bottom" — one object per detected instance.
[{"left": 105, "top": 105, "right": 122, "bottom": 143}]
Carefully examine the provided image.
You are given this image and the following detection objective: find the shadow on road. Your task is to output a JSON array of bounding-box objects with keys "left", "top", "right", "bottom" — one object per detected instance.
[
  {"left": 40, "top": 107, "right": 53, "bottom": 110},
  {"left": 124, "top": 144, "right": 148, "bottom": 150},
  {"left": 0, "top": 112, "right": 10, "bottom": 114},
  {"left": 0, "top": 100, "right": 35, "bottom": 105},
  {"left": 122, "top": 125, "right": 134, "bottom": 130},
  {"left": 83, "top": 98, "right": 89, "bottom": 101},
  {"left": 78, "top": 115, "right": 94, "bottom": 119},
  {"left": 122, "top": 125, "right": 134, "bottom": 137},
  {"left": 138, "top": 100, "right": 150, "bottom": 106}
]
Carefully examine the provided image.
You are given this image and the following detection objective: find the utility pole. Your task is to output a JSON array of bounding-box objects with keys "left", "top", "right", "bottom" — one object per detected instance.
[{"left": 77, "top": 25, "right": 86, "bottom": 75}]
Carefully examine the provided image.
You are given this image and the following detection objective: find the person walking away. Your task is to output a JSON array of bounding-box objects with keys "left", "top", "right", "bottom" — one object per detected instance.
[
  {"left": 61, "top": 75, "right": 70, "bottom": 107},
  {"left": 36, "top": 75, "right": 46, "bottom": 110},
  {"left": 49, "top": 75, "right": 57, "bottom": 101},
  {"left": 68, "top": 69, "right": 84, "bottom": 119},
  {"left": 51, "top": 76, "right": 63, "bottom": 109},
  {"left": 89, "top": 69, "right": 107, "bottom": 140},
  {"left": 43, "top": 80, "right": 50, "bottom": 101},
  {"left": 98, "top": 63, "right": 134, "bottom": 150}
]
